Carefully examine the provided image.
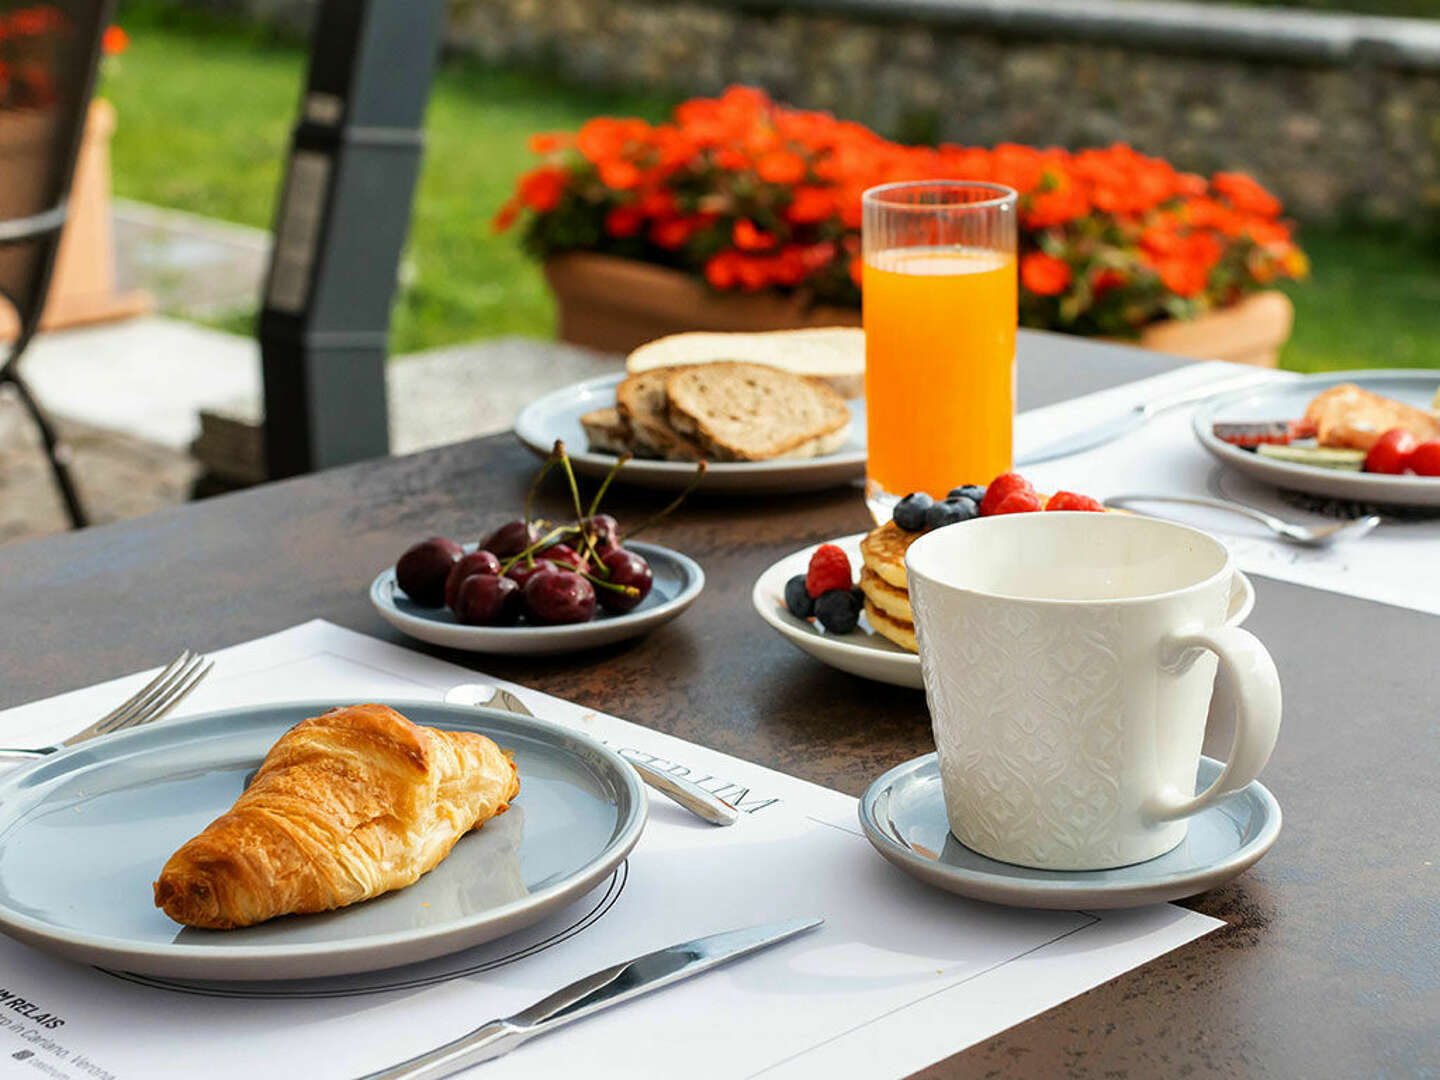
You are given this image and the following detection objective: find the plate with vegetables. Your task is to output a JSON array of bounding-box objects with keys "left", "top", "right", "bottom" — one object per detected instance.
[{"left": 1195, "top": 371, "right": 1440, "bottom": 507}]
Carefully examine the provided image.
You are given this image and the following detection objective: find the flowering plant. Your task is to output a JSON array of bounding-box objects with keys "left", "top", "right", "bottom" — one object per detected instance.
[{"left": 497, "top": 86, "right": 1307, "bottom": 336}]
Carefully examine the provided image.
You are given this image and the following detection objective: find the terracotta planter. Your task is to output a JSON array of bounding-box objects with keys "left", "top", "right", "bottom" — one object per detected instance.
[
  {"left": 544, "top": 252, "right": 859, "bottom": 354},
  {"left": 545, "top": 253, "right": 1292, "bottom": 368},
  {"left": 1135, "top": 290, "right": 1293, "bottom": 368},
  {"left": 0, "top": 99, "right": 151, "bottom": 342}
]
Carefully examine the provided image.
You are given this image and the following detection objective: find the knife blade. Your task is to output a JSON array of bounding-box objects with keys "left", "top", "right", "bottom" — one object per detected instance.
[
  {"left": 1014, "top": 371, "right": 1277, "bottom": 467},
  {"left": 359, "top": 917, "right": 823, "bottom": 1079}
]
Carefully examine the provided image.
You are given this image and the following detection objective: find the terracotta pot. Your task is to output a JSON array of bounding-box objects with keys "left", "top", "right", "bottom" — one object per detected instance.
[
  {"left": 1135, "top": 290, "right": 1293, "bottom": 368},
  {"left": 0, "top": 98, "right": 151, "bottom": 342},
  {"left": 544, "top": 252, "right": 860, "bottom": 354},
  {"left": 545, "top": 253, "right": 1293, "bottom": 368}
]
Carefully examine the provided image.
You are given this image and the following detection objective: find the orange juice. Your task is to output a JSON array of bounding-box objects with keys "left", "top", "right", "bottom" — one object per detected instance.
[{"left": 863, "top": 248, "right": 1017, "bottom": 500}]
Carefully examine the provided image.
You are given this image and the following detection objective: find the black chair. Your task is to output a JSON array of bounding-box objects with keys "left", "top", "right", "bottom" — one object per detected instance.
[{"left": 0, "top": 0, "right": 114, "bottom": 529}]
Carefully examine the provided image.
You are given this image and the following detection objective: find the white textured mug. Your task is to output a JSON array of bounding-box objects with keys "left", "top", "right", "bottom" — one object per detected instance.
[{"left": 906, "top": 512, "right": 1281, "bottom": 871}]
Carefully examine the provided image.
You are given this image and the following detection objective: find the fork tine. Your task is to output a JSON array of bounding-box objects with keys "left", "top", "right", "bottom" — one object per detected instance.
[
  {"left": 96, "top": 652, "right": 203, "bottom": 735},
  {"left": 88, "top": 651, "right": 192, "bottom": 731},
  {"left": 137, "top": 659, "right": 214, "bottom": 726}
]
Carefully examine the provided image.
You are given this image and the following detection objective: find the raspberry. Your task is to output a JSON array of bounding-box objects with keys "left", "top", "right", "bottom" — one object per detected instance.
[
  {"left": 979, "top": 473, "right": 1034, "bottom": 516},
  {"left": 806, "top": 543, "right": 852, "bottom": 598},
  {"left": 992, "top": 490, "right": 1045, "bottom": 515},
  {"left": 1046, "top": 491, "right": 1105, "bottom": 512}
]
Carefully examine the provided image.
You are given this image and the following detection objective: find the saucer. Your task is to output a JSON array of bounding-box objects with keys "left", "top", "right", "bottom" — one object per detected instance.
[{"left": 859, "top": 755, "right": 1281, "bottom": 909}]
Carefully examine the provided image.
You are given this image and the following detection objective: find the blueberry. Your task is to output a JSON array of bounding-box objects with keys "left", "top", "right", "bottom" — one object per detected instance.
[
  {"left": 948, "top": 485, "right": 987, "bottom": 504},
  {"left": 927, "top": 495, "right": 979, "bottom": 529},
  {"left": 851, "top": 584, "right": 865, "bottom": 609},
  {"left": 815, "top": 589, "right": 860, "bottom": 634},
  {"left": 784, "top": 574, "right": 814, "bottom": 618},
  {"left": 892, "top": 492, "right": 934, "bottom": 532}
]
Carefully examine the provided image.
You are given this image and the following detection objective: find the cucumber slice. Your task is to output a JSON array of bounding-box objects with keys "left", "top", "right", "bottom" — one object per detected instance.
[{"left": 1256, "top": 444, "right": 1366, "bottom": 471}]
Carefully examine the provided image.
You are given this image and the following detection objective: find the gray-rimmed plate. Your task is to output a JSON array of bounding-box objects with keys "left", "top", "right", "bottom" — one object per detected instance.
[
  {"left": 370, "top": 541, "right": 704, "bottom": 655},
  {"left": 0, "top": 701, "right": 647, "bottom": 979},
  {"left": 752, "top": 534, "right": 1255, "bottom": 689},
  {"left": 860, "top": 754, "right": 1280, "bottom": 909},
  {"left": 513, "top": 373, "right": 867, "bottom": 493},
  {"left": 1194, "top": 370, "right": 1440, "bottom": 507}
]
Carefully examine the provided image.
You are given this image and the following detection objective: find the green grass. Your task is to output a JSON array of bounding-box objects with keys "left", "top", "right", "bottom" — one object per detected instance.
[{"left": 103, "top": 6, "right": 1439, "bottom": 370}]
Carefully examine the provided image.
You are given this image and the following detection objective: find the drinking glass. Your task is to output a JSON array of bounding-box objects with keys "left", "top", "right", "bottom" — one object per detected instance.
[{"left": 862, "top": 181, "right": 1018, "bottom": 518}]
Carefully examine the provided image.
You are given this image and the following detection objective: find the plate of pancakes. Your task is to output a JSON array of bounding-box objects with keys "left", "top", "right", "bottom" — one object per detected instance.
[{"left": 753, "top": 521, "right": 1256, "bottom": 689}]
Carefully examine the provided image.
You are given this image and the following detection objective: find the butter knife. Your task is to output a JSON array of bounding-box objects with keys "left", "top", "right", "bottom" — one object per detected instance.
[
  {"left": 1015, "top": 371, "right": 1276, "bottom": 466},
  {"left": 359, "top": 917, "right": 823, "bottom": 1079},
  {"left": 444, "top": 683, "right": 739, "bottom": 827}
]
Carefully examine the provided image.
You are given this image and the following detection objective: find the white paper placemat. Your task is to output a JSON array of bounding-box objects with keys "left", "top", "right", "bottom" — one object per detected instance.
[
  {"left": 0, "top": 622, "right": 1220, "bottom": 1079},
  {"left": 1016, "top": 362, "right": 1440, "bottom": 616}
]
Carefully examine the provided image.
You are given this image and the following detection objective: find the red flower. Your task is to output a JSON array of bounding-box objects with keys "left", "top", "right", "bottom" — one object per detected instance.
[
  {"left": 732, "top": 218, "right": 776, "bottom": 252},
  {"left": 527, "top": 132, "right": 569, "bottom": 155},
  {"left": 785, "top": 186, "right": 835, "bottom": 224},
  {"left": 597, "top": 158, "right": 643, "bottom": 190},
  {"left": 1212, "top": 172, "right": 1281, "bottom": 218},
  {"left": 517, "top": 168, "right": 566, "bottom": 213},
  {"left": 605, "top": 205, "right": 645, "bottom": 238},
  {"left": 756, "top": 150, "right": 806, "bottom": 185},
  {"left": 102, "top": 25, "right": 129, "bottom": 56},
  {"left": 1021, "top": 253, "right": 1072, "bottom": 296}
]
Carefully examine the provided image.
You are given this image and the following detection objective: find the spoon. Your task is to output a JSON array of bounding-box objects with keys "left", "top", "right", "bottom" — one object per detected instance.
[
  {"left": 443, "top": 683, "right": 739, "bottom": 827},
  {"left": 1104, "top": 493, "right": 1382, "bottom": 548}
]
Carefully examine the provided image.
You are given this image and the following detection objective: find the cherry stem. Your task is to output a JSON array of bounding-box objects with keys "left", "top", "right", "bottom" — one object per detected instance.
[
  {"left": 553, "top": 441, "right": 604, "bottom": 570},
  {"left": 499, "top": 525, "right": 568, "bottom": 574},
  {"left": 622, "top": 461, "right": 707, "bottom": 542},
  {"left": 586, "top": 451, "right": 632, "bottom": 519},
  {"left": 580, "top": 570, "right": 639, "bottom": 597},
  {"left": 524, "top": 452, "right": 559, "bottom": 529}
]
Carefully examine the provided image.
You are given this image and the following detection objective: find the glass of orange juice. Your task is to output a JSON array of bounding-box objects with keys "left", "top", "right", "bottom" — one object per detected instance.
[{"left": 862, "top": 181, "right": 1018, "bottom": 519}]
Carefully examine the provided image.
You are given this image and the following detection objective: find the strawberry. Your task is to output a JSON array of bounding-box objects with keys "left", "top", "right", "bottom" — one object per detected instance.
[
  {"left": 992, "top": 490, "right": 1045, "bottom": 515},
  {"left": 1046, "top": 491, "right": 1105, "bottom": 512},
  {"left": 806, "top": 543, "right": 852, "bottom": 598},
  {"left": 979, "top": 473, "right": 1034, "bottom": 516}
]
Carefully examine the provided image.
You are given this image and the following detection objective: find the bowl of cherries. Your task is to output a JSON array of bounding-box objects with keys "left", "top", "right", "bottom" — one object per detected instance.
[{"left": 369, "top": 446, "right": 706, "bottom": 654}]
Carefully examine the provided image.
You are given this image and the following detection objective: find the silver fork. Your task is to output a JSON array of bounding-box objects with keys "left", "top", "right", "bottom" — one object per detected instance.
[
  {"left": 1104, "top": 493, "right": 1382, "bottom": 548},
  {"left": 0, "top": 651, "right": 214, "bottom": 761}
]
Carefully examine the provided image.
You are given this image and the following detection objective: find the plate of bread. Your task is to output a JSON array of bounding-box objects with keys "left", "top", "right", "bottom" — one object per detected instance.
[
  {"left": 514, "top": 328, "right": 867, "bottom": 493},
  {"left": 1195, "top": 371, "right": 1440, "bottom": 506},
  {"left": 0, "top": 702, "right": 645, "bottom": 979},
  {"left": 754, "top": 530, "right": 1255, "bottom": 689}
]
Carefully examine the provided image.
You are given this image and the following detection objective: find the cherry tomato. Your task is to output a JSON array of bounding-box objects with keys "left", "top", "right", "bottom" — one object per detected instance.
[
  {"left": 1364, "top": 428, "right": 1418, "bottom": 474},
  {"left": 1406, "top": 440, "right": 1440, "bottom": 477}
]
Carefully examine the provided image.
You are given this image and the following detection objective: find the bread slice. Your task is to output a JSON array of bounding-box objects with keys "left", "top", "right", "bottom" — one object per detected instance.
[
  {"left": 580, "top": 408, "right": 635, "bottom": 456},
  {"left": 664, "top": 363, "right": 850, "bottom": 462},
  {"left": 615, "top": 369, "right": 706, "bottom": 461},
  {"left": 626, "top": 328, "right": 864, "bottom": 399}
]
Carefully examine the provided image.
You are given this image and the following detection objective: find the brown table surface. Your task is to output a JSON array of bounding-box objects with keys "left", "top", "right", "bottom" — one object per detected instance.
[{"left": 1, "top": 330, "right": 1435, "bottom": 1077}]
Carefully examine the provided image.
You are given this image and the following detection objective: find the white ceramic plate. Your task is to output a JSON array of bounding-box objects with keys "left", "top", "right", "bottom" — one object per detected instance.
[
  {"left": 513, "top": 373, "right": 867, "bottom": 493},
  {"left": 0, "top": 701, "right": 647, "bottom": 980},
  {"left": 1194, "top": 370, "right": 1440, "bottom": 507},
  {"left": 370, "top": 540, "right": 704, "bottom": 655},
  {"left": 753, "top": 533, "right": 1256, "bottom": 689}
]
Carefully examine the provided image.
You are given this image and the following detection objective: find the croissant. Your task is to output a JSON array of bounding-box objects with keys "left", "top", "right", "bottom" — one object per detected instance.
[{"left": 153, "top": 703, "right": 520, "bottom": 930}]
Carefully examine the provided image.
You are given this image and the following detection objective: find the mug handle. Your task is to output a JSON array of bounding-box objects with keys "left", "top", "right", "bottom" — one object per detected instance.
[{"left": 1145, "top": 624, "right": 1282, "bottom": 822}]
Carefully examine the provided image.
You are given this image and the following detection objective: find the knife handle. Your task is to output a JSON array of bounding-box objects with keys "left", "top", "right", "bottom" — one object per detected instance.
[{"left": 357, "top": 1020, "right": 531, "bottom": 1080}]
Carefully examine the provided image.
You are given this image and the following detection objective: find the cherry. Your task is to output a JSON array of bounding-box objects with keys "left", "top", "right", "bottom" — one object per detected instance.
[
  {"left": 445, "top": 550, "right": 503, "bottom": 611},
  {"left": 538, "top": 543, "right": 587, "bottom": 572},
  {"left": 395, "top": 537, "right": 463, "bottom": 607},
  {"left": 582, "top": 513, "right": 621, "bottom": 553},
  {"left": 1408, "top": 440, "right": 1440, "bottom": 477},
  {"left": 598, "top": 548, "right": 653, "bottom": 614},
  {"left": 507, "top": 557, "right": 564, "bottom": 590},
  {"left": 453, "top": 574, "right": 520, "bottom": 625},
  {"left": 481, "top": 520, "right": 540, "bottom": 559},
  {"left": 522, "top": 568, "right": 596, "bottom": 625}
]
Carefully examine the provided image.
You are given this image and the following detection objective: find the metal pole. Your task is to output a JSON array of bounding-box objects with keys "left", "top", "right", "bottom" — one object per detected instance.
[{"left": 258, "top": 0, "right": 446, "bottom": 479}]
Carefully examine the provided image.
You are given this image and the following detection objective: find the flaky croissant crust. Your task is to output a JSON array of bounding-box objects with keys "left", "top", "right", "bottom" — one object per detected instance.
[{"left": 153, "top": 704, "right": 519, "bottom": 930}]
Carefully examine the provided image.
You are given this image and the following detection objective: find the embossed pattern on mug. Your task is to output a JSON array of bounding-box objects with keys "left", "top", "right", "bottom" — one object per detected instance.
[{"left": 922, "top": 599, "right": 1130, "bottom": 867}]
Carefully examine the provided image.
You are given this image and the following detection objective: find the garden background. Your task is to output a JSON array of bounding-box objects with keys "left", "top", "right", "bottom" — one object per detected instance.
[{"left": 103, "top": 0, "right": 1440, "bottom": 372}]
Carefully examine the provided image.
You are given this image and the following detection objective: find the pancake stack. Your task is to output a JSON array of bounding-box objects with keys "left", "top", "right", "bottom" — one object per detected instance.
[{"left": 857, "top": 521, "right": 923, "bottom": 652}]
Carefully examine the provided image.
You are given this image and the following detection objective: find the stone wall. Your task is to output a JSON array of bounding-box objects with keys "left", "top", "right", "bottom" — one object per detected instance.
[{"left": 207, "top": 0, "right": 1440, "bottom": 220}]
